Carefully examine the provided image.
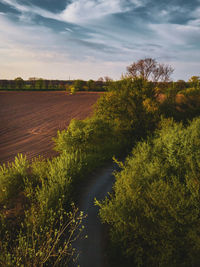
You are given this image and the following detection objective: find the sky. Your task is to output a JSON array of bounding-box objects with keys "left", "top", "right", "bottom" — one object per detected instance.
[{"left": 0, "top": 0, "right": 200, "bottom": 81}]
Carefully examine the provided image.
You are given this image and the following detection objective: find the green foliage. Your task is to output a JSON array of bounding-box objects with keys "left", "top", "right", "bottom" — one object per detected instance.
[
  {"left": 65, "top": 84, "right": 77, "bottom": 94},
  {"left": 35, "top": 151, "right": 83, "bottom": 212},
  {"left": 179, "top": 87, "right": 200, "bottom": 96},
  {"left": 175, "top": 79, "right": 187, "bottom": 90},
  {"left": 0, "top": 202, "right": 86, "bottom": 267},
  {"left": 159, "top": 81, "right": 200, "bottom": 123},
  {"left": 98, "top": 117, "right": 200, "bottom": 266},
  {"left": 95, "top": 78, "right": 159, "bottom": 139},
  {"left": 3, "top": 73, "right": 200, "bottom": 266},
  {"left": 0, "top": 152, "right": 88, "bottom": 266},
  {"left": 70, "top": 86, "right": 77, "bottom": 94},
  {"left": 0, "top": 154, "right": 29, "bottom": 203},
  {"left": 48, "top": 81, "right": 54, "bottom": 90},
  {"left": 53, "top": 117, "right": 120, "bottom": 155},
  {"left": 87, "top": 79, "right": 96, "bottom": 91},
  {"left": 188, "top": 76, "right": 200, "bottom": 89},
  {"left": 73, "top": 79, "right": 87, "bottom": 91},
  {"left": 35, "top": 79, "right": 46, "bottom": 90},
  {"left": 14, "top": 77, "right": 25, "bottom": 90}
]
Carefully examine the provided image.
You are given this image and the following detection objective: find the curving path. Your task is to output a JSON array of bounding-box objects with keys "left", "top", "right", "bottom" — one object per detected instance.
[{"left": 71, "top": 164, "right": 118, "bottom": 267}]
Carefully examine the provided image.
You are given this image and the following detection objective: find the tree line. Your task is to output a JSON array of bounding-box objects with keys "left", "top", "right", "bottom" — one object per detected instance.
[
  {"left": 0, "top": 77, "right": 110, "bottom": 91},
  {"left": 0, "top": 60, "right": 199, "bottom": 94}
]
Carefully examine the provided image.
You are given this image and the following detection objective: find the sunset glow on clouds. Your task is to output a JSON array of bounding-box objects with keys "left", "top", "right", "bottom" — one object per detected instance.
[{"left": 0, "top": 0, "right": 200, "bottom": 80}]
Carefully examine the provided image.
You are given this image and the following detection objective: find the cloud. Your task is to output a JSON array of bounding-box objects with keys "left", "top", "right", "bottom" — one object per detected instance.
[
  {"left": 0, "top": 0, "right": 140, "bottom": 25},
  {"left": 0, "top": 0, "right": 58, "bottom": 21},
  {"left": 1, "top": 0, "right": 27, "bottom": 12},
  {"left": 0, "top": 14, "right": 130, "bottom": 79},
  {"left": 150, "top": 23, "right": 200, "bottom": 47},
  {"left": 65, "top": 27, "right": 73, "bottom": 32},
  {"left": 0, "top": 0, "right": 200, "bottom": 81},
  {"left": 59, "top": 0, "right": 126, "bottom": 24},
  {"left": 0, "top": 19, "right": 126, "bottom": 80}
]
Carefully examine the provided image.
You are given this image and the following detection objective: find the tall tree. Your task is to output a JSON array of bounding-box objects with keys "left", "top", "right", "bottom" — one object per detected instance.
[
  {"left": 14, "top": 77, "right": 25, "bottom": 90},
  {"left": 127, "top": 58, "right": 174, "bottom": 82}
]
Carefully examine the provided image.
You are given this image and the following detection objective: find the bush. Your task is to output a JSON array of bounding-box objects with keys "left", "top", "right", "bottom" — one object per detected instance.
[
  {"left": 53, "top": 117, "right": 123, "bottom": 157},
  {"left": 179, "top": 87, "right": 200, "bottom": 96},
  {"left": 0, "top": 202, "right": 85, "bottom": 267},
  {"left": 0, "top": 154, "right": 29, "bottom": 203},
  {"left": 97, "top": 117, "right": 200, "bottom": 267},
  {"left": 0, "top": 152, "right": 88, "bottom": 266}
]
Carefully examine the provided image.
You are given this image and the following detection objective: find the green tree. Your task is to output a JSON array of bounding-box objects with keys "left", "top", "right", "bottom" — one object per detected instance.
[
  {"left": 176, "top": 79, "right": 187, "bottom": 90},
  {"left": 14, "top": 77, "right": 25, "bottom": 90},
  {"left": 48, "top": 81, "right": 54, "bottom": 90},
  {"left": 95, "top": 77, "right": 159, "bottom": 140},
  {"left": 73, "top": 79, "right": 87, "bottom": 91},
  {"left": 35, "top": 79, "right": 44, "bottom": 90},
  {"left": 87, "top": 79, "right": 96, "bottom": 91},
  {"left": 188, "top": 76, "right": 200, "bottom": 89}
]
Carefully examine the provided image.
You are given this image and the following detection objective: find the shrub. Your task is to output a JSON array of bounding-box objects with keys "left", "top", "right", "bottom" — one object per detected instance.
[
  {"left": 0, "top": 152, "right": 88, "bottom": 266},
  {"left": 0, "top": 202, "right": 86, "bottom": 267},
  {"left": 97, "top": 117, "right": 200, "bottom": 266},
  {"left": 0, "top": 154, "right": 29, "bottom": 203},
  {"left": 53, "top": 117, "right": 123, "bottom": 156}
]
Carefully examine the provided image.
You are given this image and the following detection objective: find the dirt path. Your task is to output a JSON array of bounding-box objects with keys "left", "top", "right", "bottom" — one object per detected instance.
[{"left": 71, "top": 164, "right": 117, "bottom": 267}]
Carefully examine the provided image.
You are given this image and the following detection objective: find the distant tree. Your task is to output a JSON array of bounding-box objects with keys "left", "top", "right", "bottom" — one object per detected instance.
[
  {"left": 87, "top": 80, "right": 96, "bottom": 91},
  {"left": 65, "top": 83, "right": 71, "bottom": 92},
  {"left": 127, "top": 58, "right": 174, "bottom": 82},
  {"left": 188, "top": 76, "right": 200, "bottom": 89},
  {"left": 176, "top": 79, "right": 187, "bottom": 90},
  {"left": 0, "top": 80, "right": 8, "bottom": 90},
  {"left": 87, "top": 79, "right": 107, "bottom": 91},
  {"left": 25, "top": 84, "right": 31, "bottom": 90},
  {"left": 97, "top": 77, "right": 104, "bottom": 82},
  {"left": 42, "top": 80, "right": 48, "bottom": 90},
  {"left": 58, "top": 82, "right": 65, "bottom": 90},
  {"left": 14, "top": 77, "right": 25, "bottom": 90},
  {"left": 48, "top": 81, "right": 54, "bottom": 90},
  {"left": 35, "top": 79, "right": 44, "bottom": 90},
  {"left": 74, "top": 80, "right": 86, "bottom": 91},
  {"left": 104, "top": 76, "right": 113, "bottom": 82}
]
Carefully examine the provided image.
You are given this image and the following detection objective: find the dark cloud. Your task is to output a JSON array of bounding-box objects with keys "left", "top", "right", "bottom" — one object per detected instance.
[
  {"left": 121, "top": 0, "right": 200, "bottom": 25},
  {"left": 17, "top": 0, "right": 70, "bottom": 13},
  {"left": 0, "top": 2, "right": 20, "bottom": 14}
]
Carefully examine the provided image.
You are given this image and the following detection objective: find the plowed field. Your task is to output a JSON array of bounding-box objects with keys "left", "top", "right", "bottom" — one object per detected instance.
[{"left": 0, "top": 91, "right": 101, "bottom": 164}]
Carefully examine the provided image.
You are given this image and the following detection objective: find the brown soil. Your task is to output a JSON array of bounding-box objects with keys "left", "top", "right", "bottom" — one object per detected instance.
[{"left": 0, "top": 91, "right": 101, "bottom": 165}]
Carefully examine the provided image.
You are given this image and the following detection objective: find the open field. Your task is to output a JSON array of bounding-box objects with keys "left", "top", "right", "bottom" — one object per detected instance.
[{"left": 0, "top": 91, "right": 101, "bottom": 164}]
